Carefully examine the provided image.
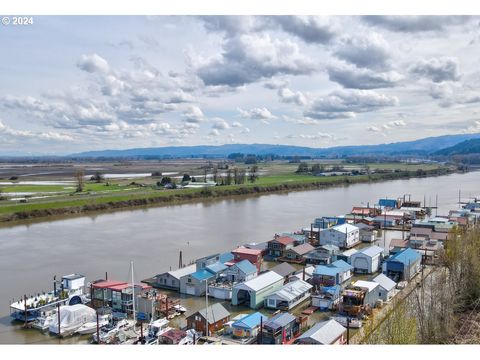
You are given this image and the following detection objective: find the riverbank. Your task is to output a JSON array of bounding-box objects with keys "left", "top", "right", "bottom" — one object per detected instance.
[{"left": 0, "top": 167, "right": 455, "bottom": 225}]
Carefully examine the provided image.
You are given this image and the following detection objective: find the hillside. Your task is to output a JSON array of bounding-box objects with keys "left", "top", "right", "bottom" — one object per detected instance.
[
  {"left": 435, "top": 138, "right": 480, "bottom": 155},
  {"left": 69, "top": 133, "right": 480, "bottom": 159}
]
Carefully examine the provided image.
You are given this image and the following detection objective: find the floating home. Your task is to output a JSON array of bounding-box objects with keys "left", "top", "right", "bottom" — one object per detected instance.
[
  {"left": 261, "top": 312, "right": 299, "bottom": 344},
  {"left": 267, "top": 235, "right": 296, "bottom": 259},
  {"left": 312, "top": 260, "right": 353, "bottom": 287},
  {"left": 229, "top": 247, "right": 263, "bottom": 272},
  {"left": 311, "top": 285, "right": 341, "bottom": 311},
  {"left": 349, "top": 280, "right": 380, "bottom": 307},
  {"left": 281, "top": 243, "right": 315, "bottom": 264},
  {"left": 231, "top": 312, "right": 268, "bottom": 338},
  {"left": 148, "top": 264, "right": 196, "bottom": 291},
  {"left": 319, "top": 223, "right": 360, "bottom": 249},
  {"left": 270, "top": 262, "right": 297, "bottom": 282},
  {"left": 208, "top": 260, "right": 258, "bottom": 300},
  {"left": 295, "top": 319, "right": 346, "bottom": 345},
  {"left": 373, "top": 274, "right": 397, "bottom": 302},
  {"left": 265, "top": 279, "right": 313, "bottom": 310},
  {"left": 231, "top": 271, "right": 284, "bottom": 309},
  {"left": 185, "top": 303, "right": 231, "bottom": 336},
  {"left": 303, "top": 244, "right": 339, "bottom": 265}
]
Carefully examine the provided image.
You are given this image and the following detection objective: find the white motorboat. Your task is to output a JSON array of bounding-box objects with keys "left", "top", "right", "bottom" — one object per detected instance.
[
  {"left": 143, "top": 318, "right": 172, "bottom": 345},
  {"left": 49, "top": 304, "right": 97, "bottom": 337},
  {"left": 76, "top": 314, "right": 111, "bottom": 335},
  {"left": 332, "top": 316, "right": 363, "bottom": 328},
  {"left": 173, "top": 304, "right": 187, "bottom": 314},
  {"left": 92, "top": 319, "right": 133, "bottom": 344}
]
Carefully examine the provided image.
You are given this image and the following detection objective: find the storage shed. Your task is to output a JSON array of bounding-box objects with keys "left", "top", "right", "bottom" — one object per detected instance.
[{"left": 231, "top": 271, "right": 284, "bottom": 309}]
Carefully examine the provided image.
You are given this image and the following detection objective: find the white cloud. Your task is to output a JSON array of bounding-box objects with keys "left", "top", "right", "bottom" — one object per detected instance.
[
  {"left": 238, "top": 107, "right": 277, "bottom": 122},
  {"left": 77, "top": 53, "right": 110, "bottom": 74}
]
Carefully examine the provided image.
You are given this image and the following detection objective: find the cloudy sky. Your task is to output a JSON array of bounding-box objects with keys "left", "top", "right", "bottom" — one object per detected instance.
[{"left": 1, "top": 15, "right": 480, "bottom": 155}]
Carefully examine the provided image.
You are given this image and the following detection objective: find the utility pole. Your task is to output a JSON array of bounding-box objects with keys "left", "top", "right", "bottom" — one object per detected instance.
[
  {"left": 23, "top": 295, "right": 27, "bottom": 327},
  {"left": 57, "top": 302, "right": 61, "bottom": 338},
  {"left": 205, "top": 281, "right": 209, "bottom": 337},
  {"left": 346, "top": 317, "right": 350, "bottom": 344},
  {"left": 179, "top": 251, "right": 183, "bottom": 269},
  {"left": 435, "top": 194, "right": 438, "bottom": 217},
  {"left": 96, "top": 311, "right": 100, "bottom": 344}
]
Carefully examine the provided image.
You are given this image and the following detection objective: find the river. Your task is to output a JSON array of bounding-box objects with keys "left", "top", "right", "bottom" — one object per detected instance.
[{"left": 0, "top": 171, "right": 478, "bottom": 344}]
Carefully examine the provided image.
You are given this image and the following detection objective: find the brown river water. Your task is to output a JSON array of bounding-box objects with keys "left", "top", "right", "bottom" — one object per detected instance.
[{"left": 0, "top": 171, "right": 478, "bottom": 344}]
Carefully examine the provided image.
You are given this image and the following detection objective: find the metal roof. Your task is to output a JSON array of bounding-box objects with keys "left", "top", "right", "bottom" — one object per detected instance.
[
  {"left": 291, "top": 243, "right": 315, "bottom": 255},
  {"left": 313, "top": 265, "right": 341, "bottom": 277},
  {"left": 340, "top": 248, "right": 358, "bottom": 257},
  {"left": 331, "top": 259, "right": 353, "bottom": 272},
  {"left": 332, "top": 223, "right": 359, "bottom": 233},
  {"left": 167, "top": 264, "right": 197, "bottom": 280},
  {"left": 233, "top": 271, "right": 283, "bottom": 292},
  {"left": 234, "top": 259, "right": 257, "bottom": 275},
  {"left": 353, "top": 280, "right": 379, "bottom": 293},
  {"left": 358, "top": 245, "right": 384, "bottom": 258},
  {"left": 297, "top": 319, "right": 346, "bottom": 344},
  {"left": 388, "top": 247, "right": 421, "bottom": 265},
  {"left": 264, "top": 312, "right": 296, "bottom": 330},
  {"left": 188, "top": 303, "right": 230, "bottom": 324},
  {"left": 373, "top": 273, "right": 396, "bottom": 292},
  {"left": 191, "top": 269, "right": 215, "bottom": 281},
  {"left": 206, "top": 262, "right": 228, "bottom": 274},
  {"left": 232, "top": 312, "right": 268, "bottom": 330},
  {"left": 267, "top": 280, "right": 312, "bottom": 302},
  {"left": 232, "top": 247, "right": 262, "bottom": 256},
  {"left": 270, "top": 262, "right": 296, "bottom": 277},
  {"left": 219, "top": 252, "right": 235, "bottom": 264}
]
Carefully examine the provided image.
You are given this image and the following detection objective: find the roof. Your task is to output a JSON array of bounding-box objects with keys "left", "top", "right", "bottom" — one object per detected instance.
[
  {"left": 206, "top": 262, "right": 228, "bottom": 274},
  {"left": 92, "top": 280, "right": 128, "bottom": 289},
  {"left": 297, "top": 319, "right": 346, "bottom": 344},
  {"left": 188, "top": 303, "right": 230, "bottom": 324},
  {"left": 233, "top": 271, "right": 284, "bottom": 292},
  {"left": 290, "top": 243, "right": 315, "bottom": 256},
  {"left": 166, "top": 264, "right": 197, "bottom": 280},
  {"left": 340, "top": 248, "right": 358, "bottom": 257},
  {"left": 233, "top": 259, "right": 257, "bottom": 275},
  {"left": 270, "top": 262, "right": 297, "bottom": 277},
  {"left": 264, "top": 312, "right": 296, "bottom": 330},
  {"left": 358, "top": 245, "right": 384, "bottom": 258},
  {"left": 219, "top": 252, "right": 235, "bottom": 264},
  {"left": 159, "top": 329, "right": 187, "bottom": 342},
  {"left": 232, "top": 312, "right": 268, "bottom": 330},
  {"left": 373, "top": 274, "right": 396, "bottom": 292},
  {"left": 267, "top": 280, "right": 313, "bottom": 302},
  {"left": 232, "top": 247, "right": 263, "bottom": 256},
  {"left": 272, "top": 236, "right": 296, "bottom": 246},
  {"left": 388, "top": 247, "right": 421, "bottom": 265},
  {"left": 353, "top": 280, "right": 379, "bottom": 292},
  {"left": 313, "top": 265, "right": 341, "bottom": 277},
  {"left": 332, "top": 223, "right": 359, "bottom": 233},
  {"left": 62, "top": 274, "right": 85, "bottom": 280},
  {"left": 321, "top": 244, "right": 340, "bottom": 252},
  {"left": 191, "top": 269, "right": 215, "bottom": 281},
  {"left": 331, "top": 259, "right": 353, "bottom": 272}
]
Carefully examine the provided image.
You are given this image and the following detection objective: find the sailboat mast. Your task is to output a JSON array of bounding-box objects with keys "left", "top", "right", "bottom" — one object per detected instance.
[{"left": 205, "top": 280, "right": 209, "bottom": 337}]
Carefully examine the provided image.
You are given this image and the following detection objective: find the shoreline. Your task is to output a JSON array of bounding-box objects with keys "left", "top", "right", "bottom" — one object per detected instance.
[{"left": 0, "top": 168, "right": 457, "bottom": 227}]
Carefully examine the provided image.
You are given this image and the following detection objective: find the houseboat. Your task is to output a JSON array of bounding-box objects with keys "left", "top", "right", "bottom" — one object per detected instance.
[{"left": 10, "top": 274, "right": 88, "bottom": 323}]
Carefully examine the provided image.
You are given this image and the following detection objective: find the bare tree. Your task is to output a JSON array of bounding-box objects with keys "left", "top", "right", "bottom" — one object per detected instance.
[{"left": 75, "top": 168, "right": 85, "bottom": 192}]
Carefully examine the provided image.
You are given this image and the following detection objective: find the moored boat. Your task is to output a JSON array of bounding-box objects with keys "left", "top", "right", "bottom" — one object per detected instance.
[
  {"left": 76, "top": 314, "right": 111, "bottom": 335},
  {"left": 332, "top": 316, "right": 363, "bottom": 328}
]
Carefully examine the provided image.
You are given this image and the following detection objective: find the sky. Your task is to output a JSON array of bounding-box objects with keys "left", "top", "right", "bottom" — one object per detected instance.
[{"left": 2, "top": 15, "right": 480, "bottom": 155}]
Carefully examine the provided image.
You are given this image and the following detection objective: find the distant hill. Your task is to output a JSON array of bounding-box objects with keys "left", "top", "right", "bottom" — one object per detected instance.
[
  {"left": 435, "top": 138, "right": 480, "bottom": 155},
  {"left": 70, "top": 133, "right": 480, "bottom": 159}
]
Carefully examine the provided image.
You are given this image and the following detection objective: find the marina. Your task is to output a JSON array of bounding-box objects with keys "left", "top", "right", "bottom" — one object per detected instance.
[{"left": 0, "top": 171, "right": 479, "bottom": 344}]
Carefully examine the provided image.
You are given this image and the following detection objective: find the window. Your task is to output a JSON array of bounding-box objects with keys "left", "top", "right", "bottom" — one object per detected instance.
[{"left": 188, "top": 278, "right": 191, "bottom": 283}]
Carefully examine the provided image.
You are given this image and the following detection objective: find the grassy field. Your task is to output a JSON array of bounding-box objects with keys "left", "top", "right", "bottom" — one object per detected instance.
[{"left": 0, "top": 161, "right": 453, "bottom": 222}]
